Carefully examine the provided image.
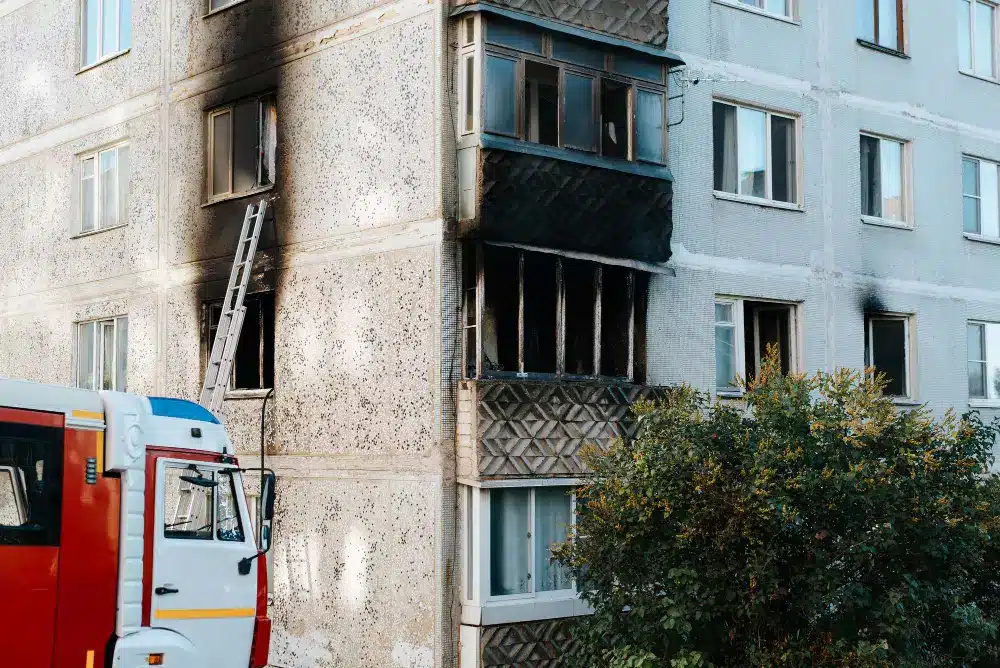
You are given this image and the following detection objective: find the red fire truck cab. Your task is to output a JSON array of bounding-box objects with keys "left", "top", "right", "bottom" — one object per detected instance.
[{"left": 0, "top": 378, "right": 274, "bottom": 668}]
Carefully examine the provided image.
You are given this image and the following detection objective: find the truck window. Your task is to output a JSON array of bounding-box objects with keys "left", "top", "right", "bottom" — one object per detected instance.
[
  {"left": 216, "top": 470, "right": 245, "bottom": 543},
  {"left": 0, "top": 422, "right": 63, "bottom": 546},
  {"left": 163, "top": 465, "right": 214, "bottom": 540}
]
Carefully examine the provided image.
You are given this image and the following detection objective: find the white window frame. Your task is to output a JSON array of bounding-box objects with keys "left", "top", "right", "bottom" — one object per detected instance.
[
  {"left": 960, "top": 0, "right": 999, "bottom": 80},
  {"left": 963, "top": 155, "right": 1000, "bottom": 239},
  {"left": 714, "top": 297, "right": 802, "bottom": 396},
  {"left": 859, "top": 132, "right": 912, "bottom": 228},
  {"left": 713, "top": 99, "right": 803, "bottom": 209},
  {"left": 864, "top": 313, "right": 915, "bottom": 400},
  {"left": 460, "top": 483, "right": 589, "bottom": 625},
  {"left": 206, "top": 95, "right": 276, "bottom": 204},
  {"left": 713, "top": 0, "right": 797, "bottom": 22},
  {"left": 75, "top": 316, "right": 128, "bottom": 392},
  {"left": 459, "top": 15, "right": 480, "bottom": 136},
  {"left": 79, "top": 142, "right": 129, "bottom": 236},
  {"left": 80, "top": 0, "right": 130, "bottom": 69}
]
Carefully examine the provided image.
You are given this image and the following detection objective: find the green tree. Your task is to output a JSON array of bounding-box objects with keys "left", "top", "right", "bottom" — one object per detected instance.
[{"left": 554, "top": 353, "right": 1000, "bottom": 668}]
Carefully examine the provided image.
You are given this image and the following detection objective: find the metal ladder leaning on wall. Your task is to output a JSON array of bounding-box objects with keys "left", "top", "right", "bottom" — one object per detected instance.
[{"left": 199, "top": 198, "right": 269, "bottom": 414}]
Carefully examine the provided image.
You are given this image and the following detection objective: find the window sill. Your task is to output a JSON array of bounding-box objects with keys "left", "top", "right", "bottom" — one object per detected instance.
[
  {"left": 856, "top": 38, "right": 909, "bottom": 59},
  {"left": 77, "top": 49, "right": 130, "bottom": 75},
  {"left": 202, "top": 184, "right": 274, "bottom": 208},
  {"left": 861, "top": 215, "right": 912, "bottom": 230},
  {"left": 890, "top": 398, "right": 921, "bottom": 407},
  {"left": 959, "top": 69, "right": 1000, "bottom": 86},
  {"left": 70, "top": 222, "right": 129, "bottom": 239},
  {"left": 969, "top": 399, "right": 1000, "bottom": 409},
  {"left": 461, "top": 596, "right": 592, "bottom": 626},
  {"left": 713, "top": 191, "right": 803, "bottom": 212},
  {"left": 203, "top": 0, "right": 251, "bottom": 17},
  {"left": 224, "top": 389, "right": 273, "bottom": 400},
  {"left": 963, "top": 232, "right": 1000, "bottom": 246},
  {"left": 711, "top": 0, "right": 799, "bottom": 24}
]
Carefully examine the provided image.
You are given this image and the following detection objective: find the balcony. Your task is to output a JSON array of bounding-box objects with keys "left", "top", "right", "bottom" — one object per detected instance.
[{"left": 457, "top": 378, "right": 667, "bottom": 479}]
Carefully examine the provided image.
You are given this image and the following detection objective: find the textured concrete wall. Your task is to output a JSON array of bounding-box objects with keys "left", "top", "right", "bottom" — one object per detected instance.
[
  {"left": 0, "top": 0, "right": 450, "bottom": 665},
  {"left": 655, "top": 0, "right": 1000, "bottom": 430}
]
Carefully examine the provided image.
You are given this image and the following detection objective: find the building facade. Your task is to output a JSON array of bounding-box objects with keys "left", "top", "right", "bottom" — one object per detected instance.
[{"left": 2, "top": 0, "right": 998, "bottom": 666}]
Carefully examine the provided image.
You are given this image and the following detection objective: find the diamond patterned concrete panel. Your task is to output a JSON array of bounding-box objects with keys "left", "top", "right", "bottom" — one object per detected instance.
[{"left": 480, "top": 619, "right": 581, "bottom": 667}]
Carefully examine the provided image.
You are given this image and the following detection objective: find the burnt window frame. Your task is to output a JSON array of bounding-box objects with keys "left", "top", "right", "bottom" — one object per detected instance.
[
  {"left": 205, "top": 93, "right": 277, "bottom": 204},
  {"left": 462, "top": 242, "right": 648, "bottom": 383},
  {"left": 864, "top": 312, "right": 914, "bottom": 400},
  {"left": 0, "top": 421, "right": 64, "bottom": 547},
  {"left": 714, "top": 297, "right": 802, "bottom": 396},
  {"left": 467, "top": 15, "right": 670, "bottom": 166},
  {"left": 203, "top": 290, "right": 275, "bottom": 392}
]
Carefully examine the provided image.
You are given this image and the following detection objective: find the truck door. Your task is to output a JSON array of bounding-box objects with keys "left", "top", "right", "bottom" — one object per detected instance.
[
  {"left": 151, "top": 458, "right": 257, "bottom": 668},
  {"left": 0, "top": 408, "right": 64, "bottom": 668}
]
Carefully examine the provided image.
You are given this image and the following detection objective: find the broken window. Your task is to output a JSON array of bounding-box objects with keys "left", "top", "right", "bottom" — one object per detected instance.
[
  {"left": 713, "top": 101, "right": 798, "bottom": 204},
  {"left": 600, "top": 80, "right": 629, "bottom": 159},
  {"left": 865, "top": 314, "right": 910, "bottom": 398},
  {"left": 80, "top": 143, "right": 130, "bottom": 233},
  {"left": 81, "top": 0, "right": 132, "bottom": 68},
  {"left": 206, "top": 292, "right": 275, "bottom": 391},
  {"left": 524, "top": 61, "right": 559, "bottom": 147},
  {"left": 77, "top": 316, "right": 128, "bottom": 392},
  {"left": 714, "top": 299, "right": 798, "bottom": 393},
  {"left": 465, "top": 243, "right": 647, "bottom": 381},
  {"left": 208, "top": 95, "right": 276, "bottom": 201}
]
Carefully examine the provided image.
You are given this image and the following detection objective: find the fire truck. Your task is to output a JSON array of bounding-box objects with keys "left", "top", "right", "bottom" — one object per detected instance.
[{"left": 0, "top": 377, "right": 275, "bottom": 668}]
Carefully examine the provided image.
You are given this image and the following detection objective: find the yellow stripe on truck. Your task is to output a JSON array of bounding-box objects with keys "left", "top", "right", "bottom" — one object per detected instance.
[
  {"left": 85, "top": 650, "right": 94, "bottom": 668},
  {"left": 72, "top": 409, "right": 104, "bottom": 420},
  {"left": 95, "top": 432, "right": 104, "bottom": 473},
  {"left": 154, "top": 608, "right": 256, "bottom": 620}
]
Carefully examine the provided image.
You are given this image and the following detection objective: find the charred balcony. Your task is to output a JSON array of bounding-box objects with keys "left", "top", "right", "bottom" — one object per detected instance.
[{"left": 454, "top": 9, "right": 683, "bottom": 264}]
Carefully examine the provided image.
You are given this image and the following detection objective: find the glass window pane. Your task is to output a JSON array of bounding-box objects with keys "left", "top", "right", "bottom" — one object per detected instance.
[
  {"left": 81, "top": 159, "right": 96, "bottom": 233},
  {"left": 713, "top": 103, "right": 738, "bottom": 193},
  {"left": 870, "top": 319, "right": 907, "bottom": 396},
  {"left": 485, "top": 19, "right": 543, "bottom": 54},
  {"left": 635, "top": 90, "right": 664, "bottom": 164},
  {"left": 552, "top": 37, "right": 606, "bottom": 69},
  {"left": 614, "top": 52, "right": 663, "bottom": 82},
  {"left": 960, "top": 0, "right": 974, "bottom": 70},
  {"left": 210, "top": 0, "right": 232, "bottom": 9},
  {"left": 770, "top": 115, "right": 796, "bottom": 203},
  {"left": 211, "top": 111, "right": 232, "bottom": 196},
  {"left": 716, "top": 324, "right": 737, "bottom": 389},
  {"left": 985, "top": 323, "right": 1000, "bottom": 399},
  {"left": 120, "top": 0, "right": 132, "bottom": 50},
  {"left": 163, "top": 467, "right": 214, "bottom": 540},
  {"left": 117, "top": 145, "right": 130, "bottom": 227},
  {"left": 490, "top": 489, "right": 530, "bottom": 596},
  {"left": 101, "top": 0, "right": 118, "bottom": 56},
  {"left": 980, "top": 162, "right": 1000, "bottom": 237},
  {"left": 715, "top": 302, "right": 733, "bottom": 322},
  {"left": 976, "top": 1, "right": 995, "bottom": 77},
  {"left": 484, "top": 55, "right": 517, "bottom": 136},
  {"left": 78, "top": 322, "right": 96, "bottom": 390},
  {"left": 857, "top": 0, "right": 875, "bottom": 41},
  {"left": 563, "top": 74, "right": 595, "bottom": 151},
  {"left": 116, "top": 316, "right": 128, "bottom": 392},
  {"left": 260, "top": 100, "right": 276, "bottom": 186},
  {"left": 83, "top": 0, "right": 99, "bottom": 65},
  {"left": 970, "top": 361, "right": 986, "bottom": 397},
  {"left": 966, "top": 195, "right": 983, "bottom": 233},
  {"left": 99, "top": 149, "right": 118, "bottom": 229},
  {"left": 880, "top": 139, "right": 904, "bottom": 221},
  {"left": 964, "top": 158, "right": 980, "bottom": 195},
  {"left": 217, "top": 471, "right": 245, "bottom": 542},
  {"left": 101, "top": 321, "right": 115, "bottom": 391},
  {"left": 860, "top": 135, "right": 881, "bottom": 217},
  {"left": 879, "top": 0, "right": 899, "bottom": 49},
  {"left": 765, "top": 0, "right": 788, "bottom": 15},
  {"left": 233, "top": 100, "right": 260, "bottom": 194},
  {"left": 969, "top": 323, "right": 985, "bottom": 361},
  {"left": 737, "top": 107, "right": 766, "bottom": 198},
  {"left": 464, "top": 56, "right": 475, "bottom": 132},
  {"left": 534, "top": 488, "right": 573, "bottom": 592}
]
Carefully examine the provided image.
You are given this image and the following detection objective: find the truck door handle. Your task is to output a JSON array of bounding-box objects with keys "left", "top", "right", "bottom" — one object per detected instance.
[{"left": 155, "top": 586, "right": 179, "bottom": 596}]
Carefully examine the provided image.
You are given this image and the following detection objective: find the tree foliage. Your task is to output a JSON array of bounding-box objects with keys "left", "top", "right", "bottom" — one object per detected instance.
[{"left": 554, "top": 353, "right": 1000, "bottom": 668}]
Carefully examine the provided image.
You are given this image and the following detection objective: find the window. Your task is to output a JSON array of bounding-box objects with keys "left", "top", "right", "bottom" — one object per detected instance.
[
  {"left": 731, "top": 0, "right": 793, "bottom": 18},
  {"left": 77, "top": 316, "right": 128, "bottom": 392},
  {"left": 208, "top": 0, "right": 240, "bottom": 12},
  {"left": 963, "top": 156, "right": 1000, "bottom": 237},
  {"left": 463, "top": 244, "right": 648, "bottom": 381},
  {"left": 476, "top": 18, "right": 668, "bottom": 164},
  {"left": 206, "top": 292, "right": 275, "bottom": 391},
  {"left": 968, "top": 322, "right": 1000, "bottom": 400},
  {"left": 0, "top": 421, "right": 63, "bottom": 546},
  {"left": 860, "top": 134, "right": 908, "bottom": 224},
  {"left": 163, "top": 465, "right": 215, "bottom": 540},
  {"left": 865, "top": 315, "right": 911, "bottom": 397},
  {"left": 713, "top": 101, "right": 798, "bottom": 205},
  {"left": 857, "top": 0, "right": 904, "bottom": 51},
  {"left": 81, "top": 0, "right": 132, "bottom": 67},
  {"left": 715, "top": 299, "right": 799, "bottom": 393},
  {"left": 216, "top": 470, "right": 245, "bottom": 542},
  {"left": 80, "top": 143, "right": 129, "bottom": 233},
  {"left": 959, "top": 0, "right": 998, "bottom": 78},
  {"left": 207, "top": 95, "right": 276, "bottom": 201}
]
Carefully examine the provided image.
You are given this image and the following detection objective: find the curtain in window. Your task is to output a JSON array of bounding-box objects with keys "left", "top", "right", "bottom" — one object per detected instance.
[
  {"left": 712, "top": 103, "right": 738, "bottom": 193},
  {"left": 635, "top": 90, "right": 664, "bottom": 164},
  {"left": 534, "top": 488, "right": 573, "bottom": 592},
  {"left": 490, "top": 488, "right": 530, "bottom": 596}
]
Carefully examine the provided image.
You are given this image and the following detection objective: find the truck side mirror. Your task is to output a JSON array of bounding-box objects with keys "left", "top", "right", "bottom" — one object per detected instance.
[{"left": 261, "top": 471, "right": 276, "bottom": 522}]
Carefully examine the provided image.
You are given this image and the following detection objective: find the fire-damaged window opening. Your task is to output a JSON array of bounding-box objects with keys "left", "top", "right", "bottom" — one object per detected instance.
[
  {"left": 714, "top": 298, "right": 799, "bottom": 394},
  {"left": 865, "top": 314, "right": 912, "bottom": 398},
  {"left": 462, "top": 243, "right": 648, "bottom": 382},
  {"left": 207, "top": 94, "right": 276, "bottom": 202},
  {"left": 205, "top": 292, "right": 275, "bottom": 391},
  {"left": 471, "top": 16, "right": 668, "bottom": 165}
]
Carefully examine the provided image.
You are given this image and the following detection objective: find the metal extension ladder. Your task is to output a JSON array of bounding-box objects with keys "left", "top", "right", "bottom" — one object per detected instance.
[{"left": 199, "top": 199, "right": 269, "bottom": 414}]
